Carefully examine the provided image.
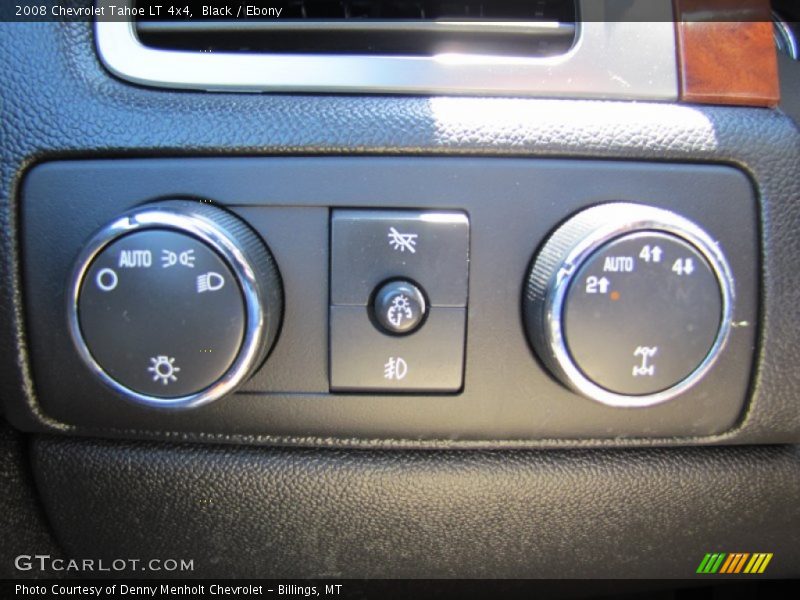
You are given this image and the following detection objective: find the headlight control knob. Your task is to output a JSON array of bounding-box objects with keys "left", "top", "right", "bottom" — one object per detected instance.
[
  {"left": 68, "top": 200, "right": 282, "bottom": 409},
  {"left": 523, "top": 203, "right": 734, "bottom": 407}
]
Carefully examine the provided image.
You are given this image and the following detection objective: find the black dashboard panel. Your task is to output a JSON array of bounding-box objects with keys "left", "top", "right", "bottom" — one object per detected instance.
[
  {"left": 1, "top": 18, "right": 800, "bottom": 581},
  {"left": 2, "top": 23, "right": 799, "bottom": 447},
  {"left": 19, "top": 157, "right": 760, "bottom": 443}
]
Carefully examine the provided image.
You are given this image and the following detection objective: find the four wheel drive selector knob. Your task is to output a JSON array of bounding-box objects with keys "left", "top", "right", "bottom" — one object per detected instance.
[
  {"left": 68, "top": 201, "right": 283, "bottom": 409},
  {"left": 523, "top": 203, "right": 734, "bottom": 407}
]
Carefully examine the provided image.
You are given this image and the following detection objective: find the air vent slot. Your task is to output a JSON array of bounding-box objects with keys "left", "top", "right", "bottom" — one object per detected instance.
[{"left": 135, "top": 0, "right": 577, "bottom": 57}]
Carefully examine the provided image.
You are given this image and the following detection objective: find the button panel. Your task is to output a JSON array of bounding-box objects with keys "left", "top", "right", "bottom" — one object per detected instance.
[
  {"left": 331, "top": 210, "right": 469, "bottom": 307},
  {"left": 21, "top": 158, "right": 758, "bottom": 439},
  {"left": 330, "top": 209, "right": 469, "bottom": 392},
  {"left": 330, "top": 306, "right": 466, "bottom": 392}
]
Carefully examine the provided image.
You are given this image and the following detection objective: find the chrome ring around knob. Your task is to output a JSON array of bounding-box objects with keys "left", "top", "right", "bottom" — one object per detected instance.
[
  {"left": 67, "top": 200, "right": 282, "bottom": 410},
  {"left": 523, "top": 203, "right": 735, "bottom": 408}
]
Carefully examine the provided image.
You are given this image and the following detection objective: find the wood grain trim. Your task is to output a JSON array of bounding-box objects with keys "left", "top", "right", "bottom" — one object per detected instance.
[{"left": 675, "top": 0, "right": 779, "bottom": 107}]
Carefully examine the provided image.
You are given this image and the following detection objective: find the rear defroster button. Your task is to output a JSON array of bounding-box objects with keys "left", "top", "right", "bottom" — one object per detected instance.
[{"left": 372, "top": 280, "right": 427, "bottom": 335}]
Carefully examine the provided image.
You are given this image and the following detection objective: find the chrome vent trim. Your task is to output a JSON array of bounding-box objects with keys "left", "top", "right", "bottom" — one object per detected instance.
[{"left": 95, "top": 0, "right": 678, "bottom": 99}]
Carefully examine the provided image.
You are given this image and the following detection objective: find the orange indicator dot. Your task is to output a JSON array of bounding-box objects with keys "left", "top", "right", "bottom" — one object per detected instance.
[{"left": 610, "top": 291, "right": 621, "bottom": 301}]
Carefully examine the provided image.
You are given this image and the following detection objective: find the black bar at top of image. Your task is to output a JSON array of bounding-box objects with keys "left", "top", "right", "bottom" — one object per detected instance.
[{"left": 0, "top": 0, "right": 778, "bottom": 23}]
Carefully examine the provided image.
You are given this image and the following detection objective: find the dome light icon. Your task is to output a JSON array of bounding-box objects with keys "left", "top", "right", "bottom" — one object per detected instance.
[
  {"left": 148, "top": 355, "right": 180, "bottom": 385},
  {"left": 387, "top": 294, "right": 414, "bottom": 328}
]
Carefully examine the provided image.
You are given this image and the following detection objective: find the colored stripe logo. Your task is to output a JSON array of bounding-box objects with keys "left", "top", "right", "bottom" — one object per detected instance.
[{"left": 696, "top": 553, "right": 773, "bottom": 574}]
